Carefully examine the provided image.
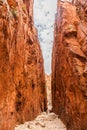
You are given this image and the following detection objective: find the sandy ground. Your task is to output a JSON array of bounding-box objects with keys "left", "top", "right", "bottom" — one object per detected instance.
[
  {"left": 15, "top": 75, "right": 66, "bottom": 130},
  {"left": 15, "top": 112, "right": 66, "bottom": 130}
]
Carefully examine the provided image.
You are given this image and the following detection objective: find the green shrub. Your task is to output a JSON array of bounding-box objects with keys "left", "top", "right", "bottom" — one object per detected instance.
[
  {"left": 22, "top": 4, "right": 26, "bottom": 12},
  {"left": 11, "top": 7, "right": 18, "bottom": 19}
]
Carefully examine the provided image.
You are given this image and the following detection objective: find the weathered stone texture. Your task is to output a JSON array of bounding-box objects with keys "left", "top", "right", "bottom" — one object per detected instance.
[
  {"left": 52, "top": 0, "right": 87, "bottom": 129},
  {"left": 0, "top": 0, "right": 47, "bottom": 130}
]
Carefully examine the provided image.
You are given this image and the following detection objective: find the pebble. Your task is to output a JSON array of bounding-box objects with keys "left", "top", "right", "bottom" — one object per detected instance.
[{"left": 35, "top": 121, "right": 45, "bottom": 127}]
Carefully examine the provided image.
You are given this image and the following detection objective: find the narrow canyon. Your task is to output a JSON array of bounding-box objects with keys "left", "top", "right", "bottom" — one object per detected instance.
[{"left": 0, "top": 0, "right": 87, "bottom": 130}]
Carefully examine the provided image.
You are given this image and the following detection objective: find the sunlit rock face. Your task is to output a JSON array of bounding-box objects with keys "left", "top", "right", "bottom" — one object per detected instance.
[
  {"left": 52, "top": 0, "right": 87, "bottom": 129},
  {"left": 0, "top": 0, "right": 47, "bottom": 130}
]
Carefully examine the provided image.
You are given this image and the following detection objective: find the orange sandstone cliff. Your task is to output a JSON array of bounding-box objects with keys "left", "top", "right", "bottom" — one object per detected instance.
[
  {"left": 52, "top": 0, "right": 87, "bottom": 129},
  {"left": 0, "top": 0, "right": 47, "bottom": 130}
]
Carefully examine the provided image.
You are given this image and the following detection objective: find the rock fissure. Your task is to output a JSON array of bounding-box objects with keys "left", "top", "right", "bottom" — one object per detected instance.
[{"left": 15, "top": 74, "right": 67, "bottom": 130}]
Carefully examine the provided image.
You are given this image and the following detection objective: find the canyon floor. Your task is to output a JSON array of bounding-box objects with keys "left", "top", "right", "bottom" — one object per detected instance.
[{"left": 15, "top": 75, "right": 66, "bottom": 130}]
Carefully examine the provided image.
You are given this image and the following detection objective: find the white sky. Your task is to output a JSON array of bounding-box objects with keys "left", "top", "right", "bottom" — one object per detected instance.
[{"left": 34, "top": 0, "right": 57, "bottom": 74}]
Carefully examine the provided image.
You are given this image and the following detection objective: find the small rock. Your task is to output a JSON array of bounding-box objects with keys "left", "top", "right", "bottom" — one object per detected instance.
[
  {"left": 27, "top": 124, "right": 32, "bottom": 129},
  {"left": 35, "top": 121, "right": 45, "bottom": 127}
]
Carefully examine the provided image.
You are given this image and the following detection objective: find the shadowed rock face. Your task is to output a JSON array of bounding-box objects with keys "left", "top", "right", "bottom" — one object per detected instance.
[
  {"left": 0, "top": 0, "right": 47, "bottom": 130},
  {"left": 52, "top": 0, "right": 87, "bottom": 130}
]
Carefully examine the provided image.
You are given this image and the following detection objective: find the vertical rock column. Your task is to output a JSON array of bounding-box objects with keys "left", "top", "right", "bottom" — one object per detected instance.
[
  {"left": 52, "top": 1, "right": 87, "bottom": 130},
  {"left": 0, "top": 0, "right": 47, "bottom": 130}
]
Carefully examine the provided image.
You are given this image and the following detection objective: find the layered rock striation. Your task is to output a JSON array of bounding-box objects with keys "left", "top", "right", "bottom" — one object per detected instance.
[
  {"left": 0, "top": 0, "right": 47, "bottom": 130},
  {"left": 52, "top": 0, "right": 87, "bottom": 129}
]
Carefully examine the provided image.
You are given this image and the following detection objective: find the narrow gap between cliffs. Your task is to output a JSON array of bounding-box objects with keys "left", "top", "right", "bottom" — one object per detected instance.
[{"left": 33, "top": 0, "right": 57, "bottom": 111}]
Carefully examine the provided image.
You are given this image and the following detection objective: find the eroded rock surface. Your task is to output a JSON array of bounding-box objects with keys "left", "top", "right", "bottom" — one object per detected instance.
[
  {"left": 0, "top": 0, "right": 47, "bottom": 130},
  {"left": 52, "top": 0, "right": 87, "bottom": 129}
]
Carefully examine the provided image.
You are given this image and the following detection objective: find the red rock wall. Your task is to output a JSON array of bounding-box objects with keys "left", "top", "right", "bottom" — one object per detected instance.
[
  {"left": 52, "top": 0, "right": 87, "bottom": 129},
  {"left": 0, "top": 0, "right": 47, "bottom": 130}
]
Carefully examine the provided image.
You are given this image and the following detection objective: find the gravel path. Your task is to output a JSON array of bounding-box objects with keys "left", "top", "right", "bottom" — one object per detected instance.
[{"left": 15, "top": 112, "right": 66, "bottom": 130}]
